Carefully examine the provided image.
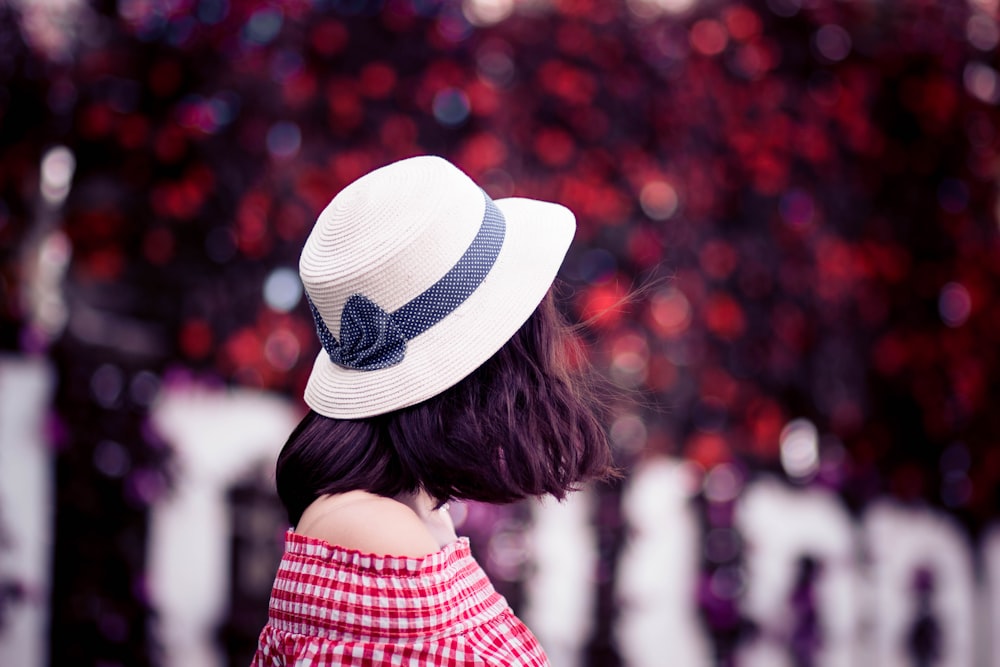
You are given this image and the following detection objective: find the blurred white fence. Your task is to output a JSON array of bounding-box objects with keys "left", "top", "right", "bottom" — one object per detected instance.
[{"left": 2, "top": 358, "right": 999, "bottom": 667}]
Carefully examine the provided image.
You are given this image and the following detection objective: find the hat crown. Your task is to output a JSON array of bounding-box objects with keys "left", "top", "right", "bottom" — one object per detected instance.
[{"left": 300, "top": 156, "right": 486, "bottom": 334}]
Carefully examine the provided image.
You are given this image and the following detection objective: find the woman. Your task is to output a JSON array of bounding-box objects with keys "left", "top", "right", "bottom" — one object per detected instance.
[{"left": 253, "top": 155, "right": 614, "bottom": 666}]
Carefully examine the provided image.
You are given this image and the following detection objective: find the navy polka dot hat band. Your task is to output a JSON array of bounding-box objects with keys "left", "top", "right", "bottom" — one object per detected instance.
[
  {"left": 300, "top": 155, "right": 576, "bottom": 419},
  {"left": 305, "top": 193, "right": 505, "bottom": 371}
]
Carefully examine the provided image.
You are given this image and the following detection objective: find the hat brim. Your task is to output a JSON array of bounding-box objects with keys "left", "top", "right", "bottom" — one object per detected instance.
[{"left": 303, "top": 197, "right": 576, "bottom": 419}]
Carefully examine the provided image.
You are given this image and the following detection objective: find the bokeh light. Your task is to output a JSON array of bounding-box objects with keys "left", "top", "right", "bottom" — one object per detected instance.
[
  {"left": 780, "top": 418, "right": 820, "bottom": 481},
  {"left": 266, "top": 121, "right": 302, "bottom": 160},
  {"left": 90, "top": 363, "right": 124, "bottom": 409},
  {"left": 244, "top": 7, "right": 283, "bottom": 46},
  {"left": 812, "top": 24, "right": 850, "bottom": 63},
  {"left": 462, "top": 0, "right": 514, "bottom": 27},
  {"left": 703, "top": 463, "right": 744, "bottom": 504},
  {"left": 938, "top": 282, "right": 972, "bottom": 327},
  {"left": 690, "top": 19, "right": 728, "bottom": 56},
  {"left": 648, "top": 287, "right": 692, "bottom": 338},
  {"left": 263, "top": 267, "right": 302, "bottom": 313},
  {"left": 639, "top": 180, "right": 680, "bottom": 220},
  {"left": 627, "top": 0, "right": 700, "bottom": 19},
  {"left": 610, "top": 413, "right": 648, "bottom": 456},
  {"left": 433, "top": 88, "right": 471, "bottom": 126},
  {"left": 40, "top": 145, "right": 75, "bottom": 205},
  {"left": 964, "top": 62, "right": 1000, "bottom": 104},
  {"left": 966, "top": 13, "right": 999, "bottom": 52},
  {"left": 264, "top": 328, "right": 300, "bottom": 371},
  {"left": 93, "top": 439, "right": 131, "bottom": 479}
]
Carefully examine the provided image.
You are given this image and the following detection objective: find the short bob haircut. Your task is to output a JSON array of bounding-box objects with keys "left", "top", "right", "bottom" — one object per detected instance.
[{"left": 276, "top": 290, "right": 615, "bottom": 527}]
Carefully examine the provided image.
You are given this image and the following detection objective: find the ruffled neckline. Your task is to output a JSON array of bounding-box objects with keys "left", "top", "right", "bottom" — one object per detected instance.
[{"left": 284, "top": 529, "right": 471, "bottom": 576}]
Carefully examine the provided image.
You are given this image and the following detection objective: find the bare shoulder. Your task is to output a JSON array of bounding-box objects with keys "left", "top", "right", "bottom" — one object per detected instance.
[{"left": 295, "top": 491, "right": 441, "bottom": 558}]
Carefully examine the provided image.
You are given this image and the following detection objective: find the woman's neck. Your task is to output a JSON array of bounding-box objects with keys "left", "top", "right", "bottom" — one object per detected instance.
[{"left": 393, "top": 489, "right": 457, "bottom": 547}]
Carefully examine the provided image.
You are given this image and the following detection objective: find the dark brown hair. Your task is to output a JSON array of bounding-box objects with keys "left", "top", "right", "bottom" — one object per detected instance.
[{"left": 276, "top": 291, "right": 615, "bottom": 526}]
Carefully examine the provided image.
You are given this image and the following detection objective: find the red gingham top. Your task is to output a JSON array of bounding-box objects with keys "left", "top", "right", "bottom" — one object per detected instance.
[{"left": 252, "top": 530, "right": 550, "bottom": 666}]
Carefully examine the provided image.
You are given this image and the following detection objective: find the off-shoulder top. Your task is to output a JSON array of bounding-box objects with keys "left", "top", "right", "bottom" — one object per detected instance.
[{"left": 252, "top": 530, "right": 550, "bottom": 666}]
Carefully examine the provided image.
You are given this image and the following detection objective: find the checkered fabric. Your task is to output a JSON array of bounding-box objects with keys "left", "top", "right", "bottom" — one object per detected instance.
[{"left": 252, "top": 531, "right": 550, "bottom": 666}]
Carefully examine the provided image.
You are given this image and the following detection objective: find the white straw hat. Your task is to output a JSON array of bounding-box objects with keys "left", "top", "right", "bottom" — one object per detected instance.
[{"left": 299, "top": 155, "right": 575, "bottom": 419}]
